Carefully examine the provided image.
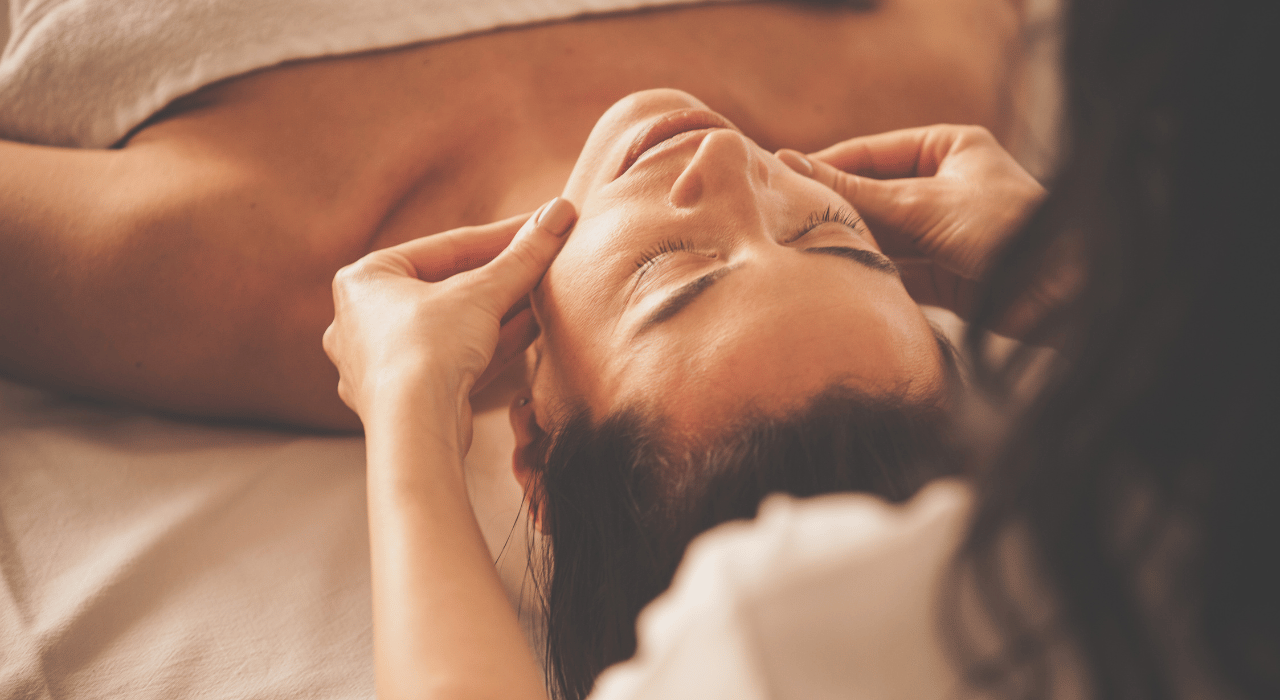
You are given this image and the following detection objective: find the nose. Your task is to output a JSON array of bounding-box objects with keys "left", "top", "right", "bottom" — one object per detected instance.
[{"left": 670, "top": 129, "right": 768, "bottom": 208}]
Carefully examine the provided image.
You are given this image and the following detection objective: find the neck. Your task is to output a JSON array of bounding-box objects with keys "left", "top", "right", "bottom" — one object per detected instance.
[
  {"left": 438, "top": 1, "right": 1017, "bottom": 222},
  {"left": 161, "top": 1, "right": 1017, "bottom": 249}
]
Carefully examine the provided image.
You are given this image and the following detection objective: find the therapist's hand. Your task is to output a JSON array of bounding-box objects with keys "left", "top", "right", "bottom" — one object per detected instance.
[
  {"left": 777, "top": 126, "right": 1048, "bottom": 327},
  {"left": 322, "top": 198, "right": 576, "bottom": 438}
]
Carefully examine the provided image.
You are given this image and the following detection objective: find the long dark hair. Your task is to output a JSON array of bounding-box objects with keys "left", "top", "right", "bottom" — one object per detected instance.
[
  {"left": 954, "top": 0, "right": 1277, "bottom": 698},
  {"left": 529, "top": 380, "right": 960, "bottom": 700}
]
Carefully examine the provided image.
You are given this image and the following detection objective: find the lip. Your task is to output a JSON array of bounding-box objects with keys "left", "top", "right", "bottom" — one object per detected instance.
[{"left": 615, "top": 108, "right": 736, "bottom": 179}]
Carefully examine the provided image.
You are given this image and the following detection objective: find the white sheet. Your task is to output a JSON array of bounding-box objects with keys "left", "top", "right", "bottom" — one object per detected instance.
[{"left": 0, "top": 377, "right": 537, "bottom": 699}]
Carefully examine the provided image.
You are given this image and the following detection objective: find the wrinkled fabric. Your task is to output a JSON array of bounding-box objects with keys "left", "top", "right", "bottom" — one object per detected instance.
[
  {"left": 0, "top": 378, "right": 374, "bottom": 699},
  {"left": 0, "top": 377, "right": 536, "bottom": 700},
  {"left": 0, "top": 0, "right": 733, "bottom": 147}
]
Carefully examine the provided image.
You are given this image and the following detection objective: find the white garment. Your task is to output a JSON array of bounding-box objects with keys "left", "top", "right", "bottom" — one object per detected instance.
[
  {"left": 0, "top": 0, "right": 732, "bottom": 148},
  {"left": 589, "top": 480, "right": 1084, "bottom": 700}
]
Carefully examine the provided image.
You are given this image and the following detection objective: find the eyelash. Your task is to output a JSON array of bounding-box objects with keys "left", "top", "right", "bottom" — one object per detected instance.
[
  {"left": 633, "top": 205, "right": 862, "bottom": 272},
  {"left": 635, "top": 237, "right": 698, "bottom": 271},
  {"left": 787, "top": 205, "right": 863, "bottom": 243}
]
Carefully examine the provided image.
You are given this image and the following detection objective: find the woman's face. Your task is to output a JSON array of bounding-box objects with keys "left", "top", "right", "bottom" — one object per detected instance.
[{"left": 524, "top": 89, "right": 944, "bottom": 435}]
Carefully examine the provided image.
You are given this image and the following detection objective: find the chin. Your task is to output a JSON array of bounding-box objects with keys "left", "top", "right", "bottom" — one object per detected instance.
[{"left": 561, "top": 89, "right": 717, "bottom": 202}]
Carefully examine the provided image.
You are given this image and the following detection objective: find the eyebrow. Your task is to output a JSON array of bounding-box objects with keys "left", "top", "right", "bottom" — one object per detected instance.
[
  {"left": 804, "top": 246, "right": 900, "bottom": 276},
  {"left": 633, "top": 246, "right": 899, "bottom": 336}
]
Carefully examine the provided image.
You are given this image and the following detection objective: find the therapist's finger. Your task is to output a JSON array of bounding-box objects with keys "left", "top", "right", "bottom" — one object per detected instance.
[
  {"left": 805, "top": 126, "right": 955, "bottom": 179},
  {"left": 474, "top": 307, "right": 539, "bottom": 395},
  {"left": 796, "top": 155, "right": 903, "bottom": 226},
  {"left": 897, "top": 260, "right": 958, "bottom": 309},
  {"left": 470, "top": 197, "right": 577, "bottom": 316},
  {"left": 384, "top": 213, "right": 531, "bottom": 282},
  {"left": 780, "top": 154, "right": 931, "bottom": 259}
]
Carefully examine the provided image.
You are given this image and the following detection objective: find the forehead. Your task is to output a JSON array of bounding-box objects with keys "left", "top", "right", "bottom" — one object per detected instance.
[{"left": 595, "top": 264, "right": 944, "bottom": 430}]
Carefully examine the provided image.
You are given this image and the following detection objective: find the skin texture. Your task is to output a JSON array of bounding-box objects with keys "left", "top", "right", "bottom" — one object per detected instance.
[
  {"left": 518, "top": 90, "right": 946, "bottom": 452},
  {"left": 0, "top": 0, "right": 1023, "bottom": 430}
]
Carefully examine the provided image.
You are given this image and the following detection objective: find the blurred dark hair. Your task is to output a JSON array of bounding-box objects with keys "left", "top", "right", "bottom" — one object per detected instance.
[
  {"left": 529, "top": 358, "right": 960, "bottom": 699},
  {"left": 952, "top": 0, "right": 1276, "bottom": 698}
]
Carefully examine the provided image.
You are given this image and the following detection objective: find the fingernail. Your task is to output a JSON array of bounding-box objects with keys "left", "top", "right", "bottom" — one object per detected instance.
[
  {"left": 535, "top": 197, "right": 577, "bottom": 236},
  {"left": 775, "top": 149, "right": 813, "bottom": 177}
]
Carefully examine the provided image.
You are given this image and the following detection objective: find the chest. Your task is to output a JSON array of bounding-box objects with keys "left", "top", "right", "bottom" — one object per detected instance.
[{"left": 126, "top": 1, "right": 1016, "bottom": 256}]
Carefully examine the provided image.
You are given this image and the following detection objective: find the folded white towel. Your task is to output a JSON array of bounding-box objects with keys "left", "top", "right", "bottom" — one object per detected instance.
[{"left": 0, "top": 0, "right": 730, "bottom": 148}]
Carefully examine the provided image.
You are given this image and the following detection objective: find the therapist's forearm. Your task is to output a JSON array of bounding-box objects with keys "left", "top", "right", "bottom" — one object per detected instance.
[{"left": 365, "top": 387, "right": 547, "bottom": 700}]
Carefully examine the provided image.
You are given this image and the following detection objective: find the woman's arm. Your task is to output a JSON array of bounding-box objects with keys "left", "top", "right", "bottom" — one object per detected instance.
[
  {"left": 323, "top": 199, "right": 575, "bottom": 700},
  {"left": 363, "top": 388, "right": 547, "bottom": 700},
  {"left": 0, "top": 133, "right": 363, "bottom": 429}
]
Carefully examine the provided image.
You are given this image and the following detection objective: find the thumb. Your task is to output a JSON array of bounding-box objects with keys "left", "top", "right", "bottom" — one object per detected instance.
[
  {"left": 472, "top": 197, "right": 577, "bottom": 316},
  {"left": 399, "top": 213, "right": 529, "bottom": 282},
  {"left": 778, "top": 151, "right": 917, "bottom": 250},
  {"left": 802, "top": 155, "right": 899, "bottom": 221}
]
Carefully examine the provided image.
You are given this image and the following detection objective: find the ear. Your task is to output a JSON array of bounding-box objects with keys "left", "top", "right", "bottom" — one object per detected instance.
[{"left": 509, "top": 393, "right": 550, "bottom": 534}]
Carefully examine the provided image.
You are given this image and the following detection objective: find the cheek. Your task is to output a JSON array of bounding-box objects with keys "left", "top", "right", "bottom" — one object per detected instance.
[
  {"left": 560, "top": 156, "right": 607, "bottom": 204},
  {"left": 528, "top": 362, "right": 556, "bottom": 425},
  {"left": 560, "top": 125, "right": 631, "bottom": 204},
  {"left": 531, "top": 262, "right": 611, "bottom": 406},
  {"left": 529, "top": 338, "right": 590, "bottom": 427}
]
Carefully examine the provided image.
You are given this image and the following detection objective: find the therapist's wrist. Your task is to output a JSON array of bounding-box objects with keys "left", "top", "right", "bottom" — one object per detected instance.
[{"left": 359, "top": 364, "right": 469, "bottom": 432}]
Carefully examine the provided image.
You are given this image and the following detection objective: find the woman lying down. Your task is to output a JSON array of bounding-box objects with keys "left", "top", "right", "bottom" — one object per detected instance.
[{"left": 324, "top": 88, "right": 1046, "bottom": 700}]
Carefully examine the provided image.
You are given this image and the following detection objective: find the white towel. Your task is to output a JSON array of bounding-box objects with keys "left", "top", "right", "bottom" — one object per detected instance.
[{"left": 0, "top": 0, "right": 731, "bottom": 148}]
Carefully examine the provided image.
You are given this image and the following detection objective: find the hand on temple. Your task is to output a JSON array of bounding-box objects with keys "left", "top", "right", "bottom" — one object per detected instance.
[
  {"left": 322, "top": 198, "right": 576, "bottom": 444},
  {"left": 330, "top": 202, "right": 574, "bottom": 700},
  {"left": 777, "top": 126, "right": 1050, "bottom": 335}
]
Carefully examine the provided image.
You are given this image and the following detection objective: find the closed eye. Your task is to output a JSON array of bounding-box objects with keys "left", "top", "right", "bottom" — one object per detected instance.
[
  {"left": 632, "top": 244, "right": 898, "bottom": 337},
  {"left": 633, "top": 205, "right": 861, "bottom": 280},
  {"left": 634, "top": 237, "right": 704, "bottom": 282},
  {"left": 784, "top": 205, "right": 864, "bottom": 244}
]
